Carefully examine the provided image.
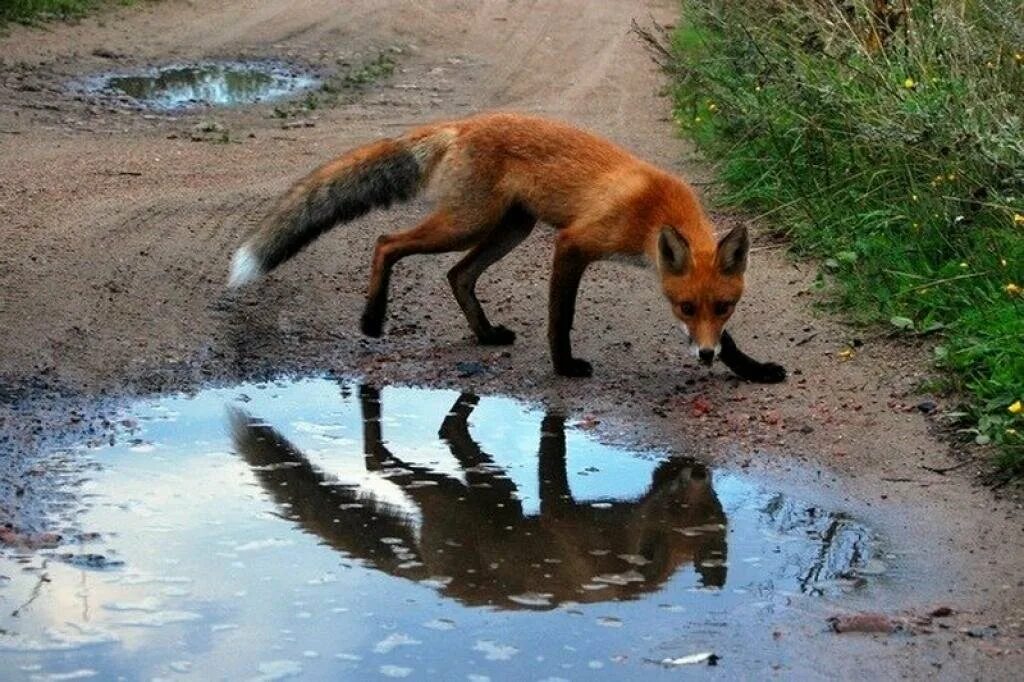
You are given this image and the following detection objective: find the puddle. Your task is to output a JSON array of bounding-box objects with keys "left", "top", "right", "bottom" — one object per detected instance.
[
  {"left": 79, "top": 61, "right": 318, "bottom": 109},
  {"left": 0, "top": 379, "right": 886, "bottom": 679}
]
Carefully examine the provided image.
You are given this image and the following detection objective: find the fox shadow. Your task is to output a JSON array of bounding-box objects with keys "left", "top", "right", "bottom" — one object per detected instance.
[{"left": 229, "top": 385, "right": 728, "bottom": 609}]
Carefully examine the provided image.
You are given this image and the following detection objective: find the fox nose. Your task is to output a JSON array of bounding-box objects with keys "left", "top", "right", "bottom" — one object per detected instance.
[{"left": 698, "top": 348, "right": 715, "bottom": 366}]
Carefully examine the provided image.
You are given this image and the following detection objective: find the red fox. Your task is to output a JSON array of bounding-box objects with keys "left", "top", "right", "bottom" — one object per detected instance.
[{"left": 228, "top": 113, "right": 784, "bottom": 382}]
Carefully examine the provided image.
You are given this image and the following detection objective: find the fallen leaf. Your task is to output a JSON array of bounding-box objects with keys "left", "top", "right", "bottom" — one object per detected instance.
[{"left": 660, "top": 652, "right": 719, "bottom": 667}]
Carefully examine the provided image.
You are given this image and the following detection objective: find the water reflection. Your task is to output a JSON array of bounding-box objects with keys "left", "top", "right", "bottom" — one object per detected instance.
[
  {"left": 97, "top": 62, "right": 317, "bottom": 109},
  {"left": 758, "top": 493, "right": 871, "bottom": 595},
  {"left": 231, "top": 385, "right": 729, "bottom": 609},
  {"left": 0, "top": 379, "right": 888, "bottom": 679}
]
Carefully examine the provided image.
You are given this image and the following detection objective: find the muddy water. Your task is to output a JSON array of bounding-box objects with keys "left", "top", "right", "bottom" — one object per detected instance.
[
  {"left": 0, "top": 379, "right": 888, "bottom": 680},
  {"left": 83, "top": 61, "right": 317, "bottom": 109}
]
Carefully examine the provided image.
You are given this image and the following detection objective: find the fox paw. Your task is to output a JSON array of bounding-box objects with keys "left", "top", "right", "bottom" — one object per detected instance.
[
  {"left": 360, "top": 310, "right": 384, "bottom": 338},
  {"left": 555, "top": 358, "right": 593, "bottom": 378},
  {"left": 478, "top": 325, "right": 516, "bottom": 346},
  {"left": 749, "top": 361, "right": 787, "bottom": 384}
]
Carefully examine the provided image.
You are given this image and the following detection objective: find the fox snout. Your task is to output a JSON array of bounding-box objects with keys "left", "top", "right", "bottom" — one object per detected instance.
[
  {"left": 678, "top": 323, "right": 723, "bottom": 366},
  {"left": 690, "top": 333, "right": 722, "bottom": 367}
]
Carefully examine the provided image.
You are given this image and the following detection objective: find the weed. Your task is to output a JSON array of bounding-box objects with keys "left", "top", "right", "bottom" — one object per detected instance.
[
  {"left": 273, "top": 52, "right": 397, "bottom": 118},
  {"left": 0, "top": 0, "right": 139, "bottom": 26}
]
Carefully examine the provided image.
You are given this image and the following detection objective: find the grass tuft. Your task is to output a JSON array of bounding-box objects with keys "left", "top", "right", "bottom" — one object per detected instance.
[
  {"left": 272, "top": 51, "right": 397, "bottom": 118},
  {"left": 668, "top": 0, "right": 1024, "bottom": 474},
  {"left": 0, "top": 0, "right": 138, "bottom": 25}
]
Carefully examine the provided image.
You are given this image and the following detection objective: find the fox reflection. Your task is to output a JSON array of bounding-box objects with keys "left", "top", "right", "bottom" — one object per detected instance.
[{"left": 230, "top": 386, "right": 728, "bottom": 609}]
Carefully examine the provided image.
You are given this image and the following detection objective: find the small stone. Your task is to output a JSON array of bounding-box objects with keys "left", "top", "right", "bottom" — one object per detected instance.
[
  {"left": 92, "top": 48, "right": 124, "bottom": 59},
  {"left": 455, "top": 361, "right": 486, "bottom": 378}
]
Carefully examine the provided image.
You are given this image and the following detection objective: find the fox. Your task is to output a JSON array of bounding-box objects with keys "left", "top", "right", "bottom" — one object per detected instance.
[{"left": 228, "top": 112, "right": 785, "bottom": 382}]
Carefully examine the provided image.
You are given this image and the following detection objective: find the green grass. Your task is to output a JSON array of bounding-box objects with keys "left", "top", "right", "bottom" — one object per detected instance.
[
  {"left": 272, "top": 51, "right": 398, "bottom": 118},
  {"left": 1, "top": 0, "right": 104, "bottom": 24},
  {"left": 0, "top": 0, "right": 145, "bottom": 26},
  {"left": 668, "top": 0, "right": 1024, "bottom": 474}
]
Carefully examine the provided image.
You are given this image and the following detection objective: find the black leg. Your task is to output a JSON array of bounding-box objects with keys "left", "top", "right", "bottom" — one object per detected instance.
[
  {"left": 548, "top": 241, "right": 592, "bottom": 377},
  {"left": 538, "top": 413, "right": 574, "bottom": 516},
  {"left": 438, "top": 394, "right": 522, "bottom": 511},
  {"left": 719, "top": 330, "right": 787, "bottom": 383},
  {"left": 447, "top": 205, "right": 536, "bottom": 345}
]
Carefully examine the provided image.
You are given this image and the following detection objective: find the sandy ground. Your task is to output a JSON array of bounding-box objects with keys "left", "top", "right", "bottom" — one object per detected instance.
[{"left": 0, "top": 0, "right": 1022, "bottom": 678}]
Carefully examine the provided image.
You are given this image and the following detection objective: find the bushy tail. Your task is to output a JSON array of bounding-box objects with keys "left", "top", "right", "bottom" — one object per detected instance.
[{"left": 228, "top": 128, "right": 452, "bottom": 287}]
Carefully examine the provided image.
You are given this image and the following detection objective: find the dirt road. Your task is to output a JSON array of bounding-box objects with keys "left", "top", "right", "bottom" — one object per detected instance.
[{"left": 1, "top": 0, "right": 1022, "bottom": 678}]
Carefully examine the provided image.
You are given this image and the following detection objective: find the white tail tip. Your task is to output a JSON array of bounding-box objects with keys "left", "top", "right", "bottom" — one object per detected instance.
[{"left": 228, "top": 244, "right": 263, "bottom": 288}]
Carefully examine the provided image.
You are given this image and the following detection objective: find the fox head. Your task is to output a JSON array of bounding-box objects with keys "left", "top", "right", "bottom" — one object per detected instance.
[{"left": 656, "top": 224, "right": 749, "bottom": 366}]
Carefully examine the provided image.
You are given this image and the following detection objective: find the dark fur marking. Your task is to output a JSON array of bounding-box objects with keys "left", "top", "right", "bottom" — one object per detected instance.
[
  {"left": 548, "top": 246, "right": 593, "bottom": 377},
  {"left": 259, "top": 147, "right": 421, "bottom": 271},
  {"left": 718, "top": 330, "right": 786, "bottom": 383}
]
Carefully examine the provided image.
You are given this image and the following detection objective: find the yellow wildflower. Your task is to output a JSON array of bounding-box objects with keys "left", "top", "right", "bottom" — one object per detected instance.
[
  {"left": 1013, "top": 213, "right": 1024, "bottom": 225},
  {"left": 1005, "top": 282, "right": 1022, "bottom": 295},
  {"left": 708, "top": 102, "right": 718, "bottom": 112},
  {"left": 1009, "top": 400, "right": 1023, "bottom": 415},
  {"left": 903, "top": 77, "right": 915, "bottom": 89},
  {"left": 694, "top": 116, "right": 702, "bottom": 123},
  {"left": 959, "top": 262, "right": 968, "bottom": 268}
]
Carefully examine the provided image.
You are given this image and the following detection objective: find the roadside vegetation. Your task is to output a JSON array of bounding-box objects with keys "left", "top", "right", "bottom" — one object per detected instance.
[
  {"left": 0, "top": 0, "right": 136, "bottom": 25},
  {"left": 666, "top": 1, "right": 1023, "bottom": 474},
  {"left": 272, "top": 51, "right": 397, "bottom": 119}
]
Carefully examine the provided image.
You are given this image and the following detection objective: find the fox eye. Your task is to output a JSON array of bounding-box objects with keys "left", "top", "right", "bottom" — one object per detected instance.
[
  {"left": 677, "top": 302, "right": 697, "bottom": 317},
  {"left": 714, "top": 301, "right": 735, "bottom": 316}
]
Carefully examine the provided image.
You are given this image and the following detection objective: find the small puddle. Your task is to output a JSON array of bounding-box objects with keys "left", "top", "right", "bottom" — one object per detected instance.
[
  {"left": 0, "top": 379, "right": 887, "bottom": 679},
  {"left": 80, "top": 61, "right": 318, "bottom": 109}
]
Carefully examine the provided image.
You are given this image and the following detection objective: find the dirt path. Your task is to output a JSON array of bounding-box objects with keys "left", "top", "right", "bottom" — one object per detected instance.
[{"left": 1, "top": 0, "right": 1022, "bottom": 677}]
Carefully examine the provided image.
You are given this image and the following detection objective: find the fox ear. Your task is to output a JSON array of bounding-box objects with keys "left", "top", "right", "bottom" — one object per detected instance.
[
  {"left": 658, "top": 226, "right": 691, "bottom": 275},
  {"left": 716, "top": 224, "right": 749, "bottom": 275}
]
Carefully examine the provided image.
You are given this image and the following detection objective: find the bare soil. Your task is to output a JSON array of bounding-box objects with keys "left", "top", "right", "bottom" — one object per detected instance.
[{"left": 0, "top": 0, "right": 1021, "bottom": 678}]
